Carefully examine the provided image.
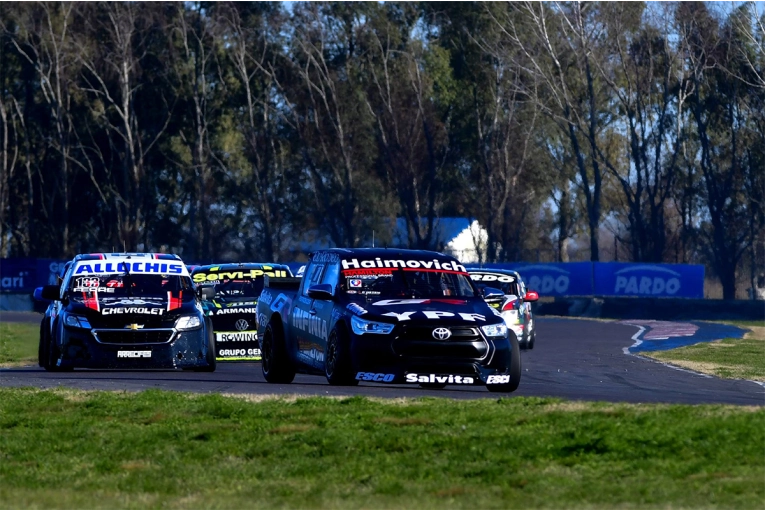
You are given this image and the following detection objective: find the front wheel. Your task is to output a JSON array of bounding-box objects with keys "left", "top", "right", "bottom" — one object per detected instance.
[
  {"left": 39, "top": 318, "right": 51, "bottom": 369},
  {"left": 193, "top": 320, "right": 217, "bottom": 372},
  {"left": 486, "top": 332, "right": 521, "bottom": 393},
  {"left": 45, "top": 320, "right": 72, "bottom": 372},
  {"left": 261, "top": 321, "right": 295, "bottom": 383},
  {"left": 325, "top": 326, "right": 358, "bottom": 386}
]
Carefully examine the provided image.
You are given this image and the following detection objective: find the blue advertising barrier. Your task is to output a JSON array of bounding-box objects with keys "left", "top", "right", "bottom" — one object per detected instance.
[
  {"left": 0, "top": 257, "right": 706, "bottom": 299},
  {"left": 594, "top": 262, "right": 704, "bottom": 299},
  {"left": 0, "top": 258, "right": 70, "bottom": 293},
  {"left": 479, "top": 262, "right": 594, "bottom": 297}
]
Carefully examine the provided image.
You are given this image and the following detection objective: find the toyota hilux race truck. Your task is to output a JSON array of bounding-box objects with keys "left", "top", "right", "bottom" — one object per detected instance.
[
  {"left": 256, "top": 248, "right": 522, "bottom": 392},
  {"left": 468, "top": 268, "right": 539, "bottom": 349},
  {"left": 191, "top": 263, "right": 292, "bottom": 361},
  {"left": 38, "top": 253, "right": 216, "bottom": 371}
]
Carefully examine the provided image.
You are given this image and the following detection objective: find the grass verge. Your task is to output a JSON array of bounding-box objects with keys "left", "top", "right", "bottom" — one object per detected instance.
[
  {"left": 645, "top": 321, "right": 765, "bottom": 381},
  {"left": 0, "top": 322, "right": 38, "bottom": 367},
  {"left": 0, "top": 388, "right": 763, "bottom": 509}
]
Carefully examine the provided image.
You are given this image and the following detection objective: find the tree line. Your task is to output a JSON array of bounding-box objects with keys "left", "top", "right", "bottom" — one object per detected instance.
[{"left": 0, "top": 2, "right": 763, "bottom": 299}]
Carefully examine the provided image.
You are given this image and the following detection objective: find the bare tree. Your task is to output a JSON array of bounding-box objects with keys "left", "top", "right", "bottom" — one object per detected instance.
[
  {"left": 487, "top": 2, "right": 613, "bottom": 261},
  {"left": 364, "top": 20, "right": 451, "bottom": 251},
  {"left": 77, "top": 2, "right": 172, "bottom": 250}
]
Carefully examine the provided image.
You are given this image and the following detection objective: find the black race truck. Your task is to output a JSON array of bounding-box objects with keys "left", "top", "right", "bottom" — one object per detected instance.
[{"left": 256, "top": 248, "right": 522, "bottom": 392}]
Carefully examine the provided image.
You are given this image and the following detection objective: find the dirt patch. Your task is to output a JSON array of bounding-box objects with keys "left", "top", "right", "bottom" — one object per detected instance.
[{"left": 743, "top": 326, "right": 765, "bottom": 340}]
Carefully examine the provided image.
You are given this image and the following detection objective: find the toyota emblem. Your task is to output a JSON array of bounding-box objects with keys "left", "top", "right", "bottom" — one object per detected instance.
[
  {"left": 235, "top": 319, "right": 249, "bottom": 331},
  {"left": 432, "top": 327, "right": 452, "bottom": 340}
]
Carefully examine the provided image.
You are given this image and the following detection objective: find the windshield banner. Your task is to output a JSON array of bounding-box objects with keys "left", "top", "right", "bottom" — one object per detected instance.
[{"left": 73, "top": 261, "right": 189, "bottom": 277}]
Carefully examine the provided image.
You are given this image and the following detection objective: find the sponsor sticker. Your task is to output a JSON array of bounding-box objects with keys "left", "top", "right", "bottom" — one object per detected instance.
[
  {"left": 215, "top": 332, "right": 257, "bottom": 342},
  {"left": 405, "top": 373, "right": 475, "bottom": 384},
  {"left": 349, "top": 279, "right": 362, "bottom": 288},
  {"left": 117, "top": 351, "right": 151, "bottom": 358},
  {"left": 355, "top": 372, "right": 395, "bottom": 382},
  {"left": 486, "top": 375, "right": 511, "bottom": 384}
]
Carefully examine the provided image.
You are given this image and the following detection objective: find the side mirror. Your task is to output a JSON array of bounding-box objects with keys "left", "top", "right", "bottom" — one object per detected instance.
[
  {"left": 200, "top": 287, "right": 216, "bottom": 301},
  {"left": 307, "top": 283, "right": 334, "bottom": 301},
  {"left": 524, "top": 290, "right": 539, "bottom": 302},
  {"left": 482, "top": 287, "right": 505, "bottom": 300},
  {"left": 33, "top": 287, "right": 50, "bottom": 302},
  {"left": 41, "top": 284, "right": 61, "bottom": 301}
]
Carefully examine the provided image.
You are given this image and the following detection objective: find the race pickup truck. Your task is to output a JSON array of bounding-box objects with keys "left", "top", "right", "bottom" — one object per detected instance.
[
  {"left": 38, "top": 252, "right": 216, "bottom": 371},
  {"left": 256, "top": 248, "right": 522, "bottom": 392}
]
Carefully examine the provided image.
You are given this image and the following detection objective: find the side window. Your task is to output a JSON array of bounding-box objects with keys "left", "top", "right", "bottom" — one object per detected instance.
[
  {"left": 302, "top": 263, "right": 325, "bottom": 296},
  {"left": 321, "top": 262, "right": 340, "bottom": 295}
]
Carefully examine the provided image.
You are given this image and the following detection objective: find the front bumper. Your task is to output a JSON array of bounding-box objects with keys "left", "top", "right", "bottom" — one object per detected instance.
[
  {"left": 349, "top": 324, "right": 513, "bottom": 385},
  {"left": 55, "top": 324, "right": 212, "bottom": 369}
]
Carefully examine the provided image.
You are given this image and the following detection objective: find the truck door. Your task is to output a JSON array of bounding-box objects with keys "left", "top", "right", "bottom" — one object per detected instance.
[
  {"left": 292, "top": 262, "right": 325, "bottom": 368},
  {"left": 312, "top": 260, "right": 340, "bottom": 359}
]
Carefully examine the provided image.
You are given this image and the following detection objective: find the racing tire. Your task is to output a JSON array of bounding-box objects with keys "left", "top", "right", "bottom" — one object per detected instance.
[
  {"left": 486, "top": 332, "right": 521, "bottom": 393},
  {"left": 325, "top": 326, "right": 358, "bottom": 386},
  {"left": 39, "top": 318, "right": 51, "bottom": 369},
  {"left": 193, "top": 320, "right": 217, "bottom": 372},
  {"left": 261, "top": 320, "right": 295, "bottom": 383},
  {"left": 519, "top": 328, "right": 529, "bottom": 350},
  {"left": 45, "top": 319, "right": 72, "bottom": 372}
]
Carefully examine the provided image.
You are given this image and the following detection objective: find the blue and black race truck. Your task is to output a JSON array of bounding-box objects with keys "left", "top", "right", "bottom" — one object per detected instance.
[
  {"left": 256, "top": 248, "right": 522, "bottom": 392},
  {"left": 37, "top": 253, "right": 216, "bottom": 371},
  {"left": 191, "top": 263, "right": 292, "bottom": 361}
]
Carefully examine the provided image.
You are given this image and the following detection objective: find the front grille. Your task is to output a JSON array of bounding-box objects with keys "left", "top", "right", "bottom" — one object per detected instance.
[
  {"left": 393, "top": 325, "right": 488, "bottom": 360},
  {"left": 210, "top": 314, "right": 257, "bottom": 332},
  {"left": 399, "top": 326, "right": 481, "bottom": 341},
  {"left": 92, "top": 329, "right": 175, "bottom": 345}
]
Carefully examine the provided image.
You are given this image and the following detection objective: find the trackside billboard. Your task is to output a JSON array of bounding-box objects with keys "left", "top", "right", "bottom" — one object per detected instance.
[
  {"left": 478, "top": 262, "right": 704, "bottom": 298},
  {"left": 593, "top": 262, "right": 704, "bottom": 299}
]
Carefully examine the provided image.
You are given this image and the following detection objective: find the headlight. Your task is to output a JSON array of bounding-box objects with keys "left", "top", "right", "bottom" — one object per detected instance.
[
  {"left": 64, "top": 314, "right": 91, "bottom": 329},
  {"left": 351, "top": 315, "right": 394, "bottom": 335},
  {"left": 481, "top": 323, "right": 508, "bottom": 338},
  {"left": 175, "top": 315, "right": 202, "bottom": 331}
]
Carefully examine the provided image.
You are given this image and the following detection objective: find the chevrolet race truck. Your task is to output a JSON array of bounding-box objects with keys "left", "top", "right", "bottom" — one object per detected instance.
[
  {"left": 191, "top": 263, "right": 292, "bottom": 361},
  {"left": 256, "top": 248, "right": 522, "bottom": 392},
  {"left": 38, "top": 253, "right": 216, "bottom": 371}
]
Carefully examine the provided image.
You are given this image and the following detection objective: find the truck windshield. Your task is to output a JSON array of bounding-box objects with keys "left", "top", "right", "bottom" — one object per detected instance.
[
  {"left": 69, "top": 274, "right": 191, "bottom": 296},
  {"left": 195, "top": 278, "right": 264, "bottom": 300},
  {"left": 340, "top": 268, "right": 477, "bottom": 299}
]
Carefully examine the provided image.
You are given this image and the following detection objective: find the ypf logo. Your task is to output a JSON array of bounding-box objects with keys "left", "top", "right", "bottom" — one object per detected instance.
[
  {"left": 614, "top": 266, "right": 681, "bottom": 296},
  {"left": 518, "top": 265, "right": 570, "bottom": 294},
  {"left": 432, "top": 327, "right": 452, "bottom": 340},
  {"left": 235, "top": 319, "right": 249, "bottom": 331}
]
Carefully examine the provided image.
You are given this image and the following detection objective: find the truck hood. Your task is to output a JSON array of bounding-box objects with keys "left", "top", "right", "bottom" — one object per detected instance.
[{"left": 351, "top": 297, "right": 504, "bottom": 326}]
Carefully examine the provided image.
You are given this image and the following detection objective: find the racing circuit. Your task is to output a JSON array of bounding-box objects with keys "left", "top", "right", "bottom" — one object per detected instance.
[{"left": 1, "top": 316, "right": 762, "bottom": 406}]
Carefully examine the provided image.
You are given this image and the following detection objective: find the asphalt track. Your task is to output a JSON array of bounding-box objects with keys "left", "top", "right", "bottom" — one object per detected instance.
[{"left": 1, "top": 314, "right": 763, "bottom": 405}]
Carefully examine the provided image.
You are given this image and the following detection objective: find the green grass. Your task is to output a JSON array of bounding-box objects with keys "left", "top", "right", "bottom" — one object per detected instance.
[
  {"left": 645, "top": 321, "right": 765, "bottom": 381},
  {"left": 0, "top": 389, "right": 763, "bottom": 509},
  {"left": 0, "top": 322, "right": 38, "bottom": 366}
]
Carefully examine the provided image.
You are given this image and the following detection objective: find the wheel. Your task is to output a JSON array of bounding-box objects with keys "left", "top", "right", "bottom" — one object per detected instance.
[
  {"left": 486, "top": 332, "right": 521, "bottom": 393},
  {"left": 45, "top": 319, "right": 72, "bottom": 372},
  {"left": 39, "top": 318, "right": 51, "bottom": 368},
  {"left": 261, "top": 320, "right": 295, "bottom": 383},
  {"left": 325, "top": 326, "right": 358, "bottom": 386},
  {"left": 519, "top": 327, "right": 529, "bottom": 350},
  {"left": 193, "top": 320, "right": 217, "bottom": 372}
]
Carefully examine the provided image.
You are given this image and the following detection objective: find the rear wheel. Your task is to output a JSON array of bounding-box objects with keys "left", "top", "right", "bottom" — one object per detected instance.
[
  {"left": 325, "top": 326, "right": 358, "bottom": 386},
  {"left": 487, "top": 332, "right": 521, "bottom": 393},
  {"left": 261, "top": 321, "right": 295, "bottom": 383}
]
